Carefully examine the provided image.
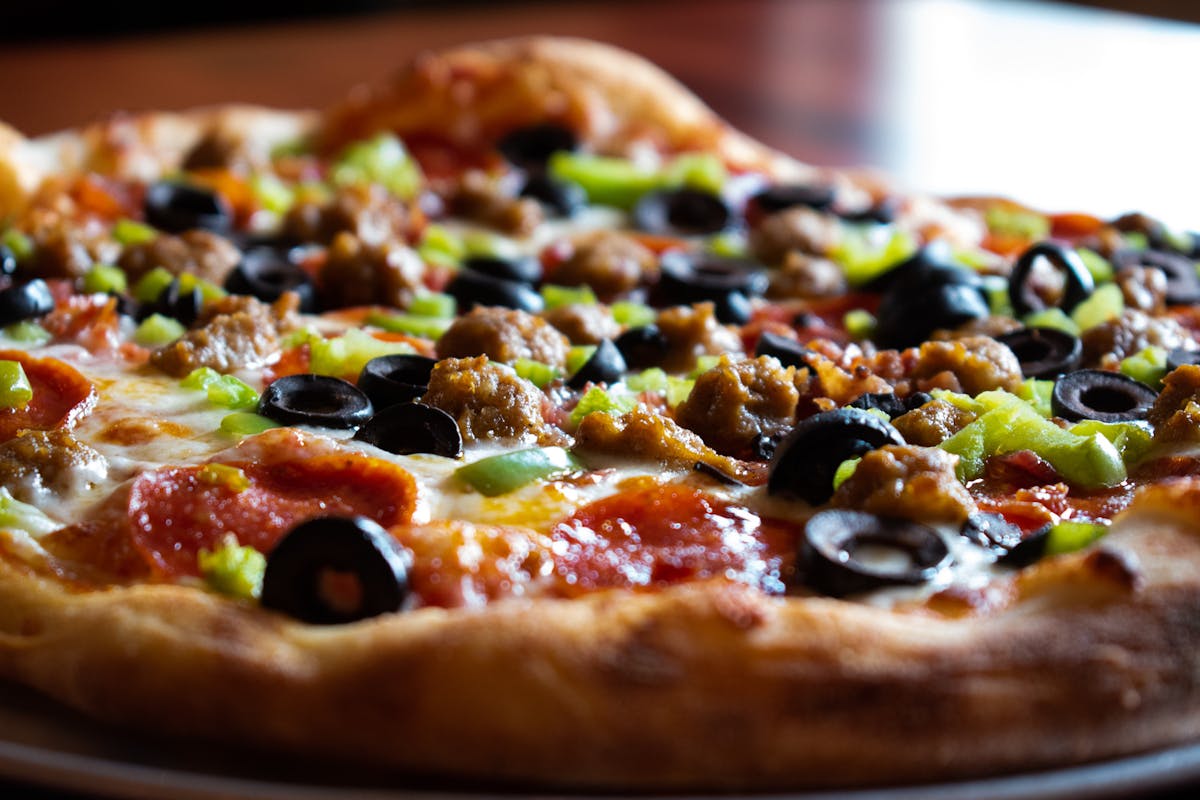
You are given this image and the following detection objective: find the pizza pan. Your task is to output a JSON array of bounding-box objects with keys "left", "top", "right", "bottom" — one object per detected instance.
[{"left": 1, "top": 680, "right": 1198, "bottom": 800}]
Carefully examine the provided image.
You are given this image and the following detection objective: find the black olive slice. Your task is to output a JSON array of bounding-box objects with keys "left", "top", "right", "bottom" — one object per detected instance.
[
  {"left": 259, "top": 374, "right": 374, "bottom": 430},
  {"left": 614, "top": 324, "right": 670, "bottom": 370},
  {"left": 519, "top": 173, "right": 586, "bottom": 218},
  {"left": 748, "top": 184, "right": 836, "bottom": 215},
  {"left": 960, "top": 513, "right": 1024, "bottom": 553},
  {"left": 749, "top": 432, "right": 782, "bottom": 461},
  {"left": 567, "top": 339, "right": 627, "bottom": 389},
  {"left": 798, "top": 510, "right": 951, "bottom": 597},
  {"left": 1007, "top": 242, "right": 1095, "bottom": 317},
  {"left": 225, "top": 246, "right": 316, "bottom": 312},
  {"left": 260, "top": 516, "right": 409, "bottom": 625},
  {"left": 632, "top": 189, "right": 731, "bottom": 237},
  {"left": 356, "top": 354, "right": 438, "bottom": 410},
  {"left": 1051, "top": 369, "right": 1157, "bottom": 423},
  {"left": 995, "top": 327, "right": 1083, "bottom": 379},
  {"left": 1111, "top": 248, "right": 1200, "bottom": 306},
  {"left": 754, "top": 331, "right": 814, "bottom": 369},
  {"left": 838, "top": 197, "right": 898, "bottom": 225},
  {"left": 138, "top": 279, "right": 202, "bottom": 326},
  {"left": 0, "top": 279, "right": 54, "bottom": 326},
  {"left": 446, "top": 268, "right": 544, "bottom": 313},
  {"left": 995, "top": 523, "right": 1051, "bottom": 568},
  {"left": 461, "top": 254, "right": 542, "bottom": 285},
  {"left": 143, "top": 180, "right": 232, "bottom": 234},
  {"left": 768, "top": 408, "right": 906, "bottom": 505},
  {"left": 0, "top": 245, "right": 17, "bottom": 278},
  {"left": 353, "top": 402, "right": 463, "bottom": 459},
  {"left": 496, "top": 124, "right": 578, "bottom": 170},
  {"left": 692, "top": 460, "right": 746, "bottom": 486},
  {"left": 653, "top": 251, "right": 768, "bottom": 324},
  {"left": 867, "top": 245, "right": 989, "bottom": 348},
  {"left": 847, "top": 391, "right": 933, "bottom": 420},
  {"left": 1166, "top": 348, "right": 1200, "bottom": 372}
]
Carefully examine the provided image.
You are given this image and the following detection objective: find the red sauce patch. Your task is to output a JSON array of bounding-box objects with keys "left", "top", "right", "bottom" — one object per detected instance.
[
  {"left": 550, "top": 482, "right": 796, "bottom": 594},
  {"left": 0, "top": 350, "right": 95, "bottom": 444},
  {"left": 127, "top": 454, "right": 416, "bottom": 578}
]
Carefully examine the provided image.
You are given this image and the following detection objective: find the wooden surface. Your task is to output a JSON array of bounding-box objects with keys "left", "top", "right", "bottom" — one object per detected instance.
[{"left": 1, "top": 0, "right": 1199, "bottom": 796}]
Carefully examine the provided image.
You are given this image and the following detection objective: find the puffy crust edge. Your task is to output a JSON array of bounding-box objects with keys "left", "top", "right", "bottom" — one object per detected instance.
[{"left": 3, "top": 480, "right": 1200, "bottom": 791}]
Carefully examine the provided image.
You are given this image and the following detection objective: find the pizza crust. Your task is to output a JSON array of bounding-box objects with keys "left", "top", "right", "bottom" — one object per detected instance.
[{"left": 2, "top": 479, "right": 1199, "bottom": 790}]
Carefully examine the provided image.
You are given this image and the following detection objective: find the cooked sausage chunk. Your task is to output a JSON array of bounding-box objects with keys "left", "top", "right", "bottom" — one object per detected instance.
[
  {"left": 283, "top": 183, "right": 408, "bottom": 246},
  {"left": 150, "top": 294, "right": 298, "bottom": 377},
  {"left": 675, "top": 356, "right": 798, "bottom": 456},
  {"left": 437, "top": 307, "right": 570, "bottom": 367},
  {"left": 1082, "top": 309, "right": 1190, "bottom": 366},
  {"left": 831, "top": 445, "right": 975, "bottom": 523},
  {"left": 575, "top": 405, "right": 748, "bottom": 480},
  {"left": 117, "top": 229, "right": 242, "bottom": 285},
  {"left": 749, "top": 206, "right": 840, "bottom": 265},
  {"left": 1116, "top": 265, "right": 1168, "bottom": 313},
  {"left": 767, "top": 252, "right": 847, "bottom": 299},
  {"left": 0, "top": 429, "right": 107, "bottom": 504},
  {"left": 421, "top": 356, "right": 564, "bottom": 445},
  {"left": 1148, "top": 364, "right": 1200, "bottom": 442},
  {"left": 907, "top": 336, "right": 1023, "bottom": 395},
  {"left": 318, "top": 232, "right": 424, "bottom": 310},
  {"left": 655, "top": 302, "right": 744, "bottom": 372},
  {"left": 447, "top": 170, "right": 543, "bottom": 237},
  {"left": 541, "top": 303, "right": 620, "bottom": 345},
  {"left": 552, "top": 230, "right": 657, "bottom": 300},
  {"left": 892, "top": 399, "right": 977, "bottom": 446}
]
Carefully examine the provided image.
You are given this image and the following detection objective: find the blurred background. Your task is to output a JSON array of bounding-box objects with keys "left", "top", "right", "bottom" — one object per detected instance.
[{"left": 0, "top": 0, "right": 1196, "bottom": 228}]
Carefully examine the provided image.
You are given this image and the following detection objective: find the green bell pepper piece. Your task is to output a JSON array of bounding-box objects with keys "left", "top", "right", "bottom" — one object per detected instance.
[{"left": 455, "top": 447, "right": 582, "bottom": 496}]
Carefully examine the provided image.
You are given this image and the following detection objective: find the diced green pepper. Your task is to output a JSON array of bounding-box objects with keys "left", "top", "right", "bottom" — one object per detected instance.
[
  {"left": 2, "top": 322, "right": 50, "bottom": 345},
  {"left": 0, "top": 360, "right": 33, "bottom": 409},
  {"left": 408, "top": 292, "right": 456, "bottom": 319},
  {"left": 688, "top": 354, "right": 723, "bottom": 378},
  {"left": 939, "top": 399, "right": 1126, "bottom": 488},
  {"left": 548, "top": 152, "right": 660, "bottom": 209},
  {"left": 829, "top": 227, "right": 919, "bottom": 287},
  {"left": 134, "top": 314, "right": 185, "bottom": 347},
  {"left": 659, "top": 152, "right": 728, "bottom": 195},
  {"left": 198, "top": 534, "right": 266, "bottom": 600},
  {"left": 132, "top": 267, "right": 175, "bottom": 303},
  {"left": 625, "top": 367, "right": 694, "bottom": 407},
  {"left": 1022, "top": 308, "right": 1080, "bottom": 336},
  {"left": 418, "top": 224, "right": 467, "bottom": 267},
  {"left": 366, "top": 311, "right": 453, "bottom": 340},
  {"left": 513, "top": 358, "right": 561, "bottom": 389},
  {"left": 331, "top": 132, "right": 422, "bottom": 199},
  {"left": 611, "top": 300, "right": 655, "bottom": 328},
  {"left": 832, "top": 457, "right": 861, "bottom": 491},
  {"left": 843, "top": 309, "right": 876, "bottom": 340},
  {"left": 984, "top": 206, "right": 1050, "bottom": 240},
  {"left": 1076, "top": 248, "right": 1114, "bottom": 284},
  {"left": 1, "top": 229, "right": 33, "bottom": 261},
  {"left": 1068, "top": 419, "right": 1154, "bottom": 467},
  {"left": 197, "top": 463, "right": 251, "bottom": 492},
  {"left": 568, "top": 385, "right": 638, "bottom": 425},
  {"left": 455, "top": 447, "right": 582, "bottom": 497},
  {"left": 1016, "top": 378, "right": 1055, "bottom": 418},
  {"left": 1070, "top": 283, "right": 1123, "bottom": 331},
  {"left": 112, "top": 218, "right": 158, "bottom": 247},
  {"left": 1044, "top": 520, "right": 1108, "bottom": 556},
  {"left": 462, "top": 229, "right": 519, "bottom": 259},
  {"left": 82, "top": 263, "right": 128, "bottom": 295},
  {"left": 220, "top": 412, "right": 278, "bottom": 436},
  {"left": 0, "top": 487, "right": 60, "bottom": 536},
  {"left": 708, "top": 230, "right": 748, "bottom": 259},
  {"left": 1119, "top": 346, "right": 1168, "bottom": 390},
  {"left": 309, "top": 328, "right": 414, "bottom": 377},
  {"left": 248, "top": 173, "right": 294, "bottom": 214},
  {"left": 182, "top": 367, "right": 259, "bottom": 410},
  {"left": 566, "top": 345, "right": 597, "bottom": 376},
  {"left": 542, "top": 284, "right": 597, "bottom": 310}
]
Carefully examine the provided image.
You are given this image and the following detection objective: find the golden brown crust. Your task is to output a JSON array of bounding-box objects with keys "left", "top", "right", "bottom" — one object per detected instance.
[{"left": 3, "top": 479, "right": 1200, "bottom": 790}]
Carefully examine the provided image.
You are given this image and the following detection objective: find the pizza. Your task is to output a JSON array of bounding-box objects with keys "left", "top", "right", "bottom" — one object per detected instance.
[{"left": 0, "top": 35, "right": 1199, "bottom": 792}]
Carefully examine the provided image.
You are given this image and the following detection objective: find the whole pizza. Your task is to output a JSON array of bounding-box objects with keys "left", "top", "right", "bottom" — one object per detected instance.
[{"left": 0, "top": 36, "right": 1199, "bottom": 791}]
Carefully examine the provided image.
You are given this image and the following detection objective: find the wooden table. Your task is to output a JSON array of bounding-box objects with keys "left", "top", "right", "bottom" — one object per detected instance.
[{"left": 0, "top": 0, "right": 1199, "bottom": 796}]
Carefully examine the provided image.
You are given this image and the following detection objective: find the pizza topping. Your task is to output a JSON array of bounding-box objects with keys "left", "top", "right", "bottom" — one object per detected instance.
[
  {"left": 551, "top": 230, "right": 656, "bottom": 300},
  {"left": 614, "top": 323, "right": 670, "bottom": 369},
  {"left": 197, "top": 534, "right": 266, "bottom": 600},
  {"left": 1050, "top": 369, "right": 1156, "bottom": 423},
  {"left": 116, "top": 229, "right": 241, "bottom": 287},
  {"left": 445, "top": 267, "right": 544, "bottom": 314},
  {"left": 143, "top": 180, "right": 233, "bottom": 235},
  {"left": 768, "top": 407, "right": 906, "bottom": 505},
  {"left": 653, "top": 251, "right": 768, "bottom": 325},
  {"left": 994, "top": 327, "right": 1083, "bottom": 379},
  {"left": 447, "top": 170, "right": 543, "bottom": 237},
  {"left": 674, "top": 355, "right": 798, "bottom": 458},
  {"left": 518, "top": 172, "right": 586, "bottom": 218},
  {"left": 574, "top": 405, "right": 749, "bottom": 480},
  {"left": 496, "top": 123, "right": 578, "bottom": 170},
  {"left": 632, "top": 188, "right": 730, "bottom": 237},
  {"left": 318, "top": 232, "right": 424, "bottom": 309},
  {"left": 260, "top": 516, "right": 410, "bottom": 625},
  {"left": 566, "top": 338, "right": 626, "bottom": 389},
  {"left": 873, "top": 250, "right": 990, "bottom": 348},
  {"left": 0, "top": 278, "right": 54, "bottom": 327},
  {"left": 1081, "top": 308, "right": 1191, "bottom": 365},
  {"left": 542, "top": 301, "right": 620, "bottom": 345},
  {"left": 847, "top": 391, "right": 932, "bottom": 420},
  {"left": 463, "top": 253, "right": 543, "bottom": 285},
  {"left": 748, "top": 206, "right": 840, "bottom": 265},
  {"left": 0, "top": 350, "right": 95, "bottom": 443},
  {"left": 140, "top": 278, "right": 203, "bottom": 327},
  {"left": 149, "top": 292, "right": 298, "bottom": 377},
  {"left": 797, "top": 510, "right": 951, "bottom": 597},
  {"left": 0, "top": 428, "right": 107, "bottom": 503},
  {"left": 654, "top": 302, "right": 743, "bottom": 372},
  {"left": 421, "top": 355, "right": 564, "bottom": 445},
  {"left": 436, "top": 306, "right": 568, "bottom": 367},
  {"left": 1146, "top": 364, "right": 1200, "bottom": 442},
  {"left": 224, "top": 245, "right": 317, "bottom": 312},
  {"left": 747, "top": 183, "right": 836, "bottom": 217},
  {"left": 258, "top": 373, "right": 374, "bottom": 429},
  {"left": 0, "top": 359, "right": 32, "bottom": 408},
  {"left": 283, "top": 184, "right": 410, "bottom": 247},
  {"left": 356, "top": 353, "right": 437, "bottom": 409},
  {"left": 1007, "top": 241, "right": 1095, "bottom": 317},
  {"left": 455, "top": 446, "right": 580, "bottom": 496},
  {"left": 891, "top": 397, "right": 977, "bottom": 446},
  {"left": 551, "top": 482, "right": 791, "bottom": 593},
  {"left": 353, "top": 402, "right": 463, "bottom": 458},
  {"left": 1111, "top": 247, "right": 1200, "bottom": 306},
  {"left": 830, "top": 445, "right": 974, "bottom": 523},
  {"left": 907, "top": 336, "right": 1024, "bottom": 395}
]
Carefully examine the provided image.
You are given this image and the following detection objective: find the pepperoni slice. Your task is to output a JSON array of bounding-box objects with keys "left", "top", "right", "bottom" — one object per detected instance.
[
  {"left": 0, "top": 350, "right": 95, "bottom": 443},
  {"left": 127, "top": 453, "right": 417, "bottom": 577},
  {"left": 550, "top": 482, "right": 796, "bottom": 594}
]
